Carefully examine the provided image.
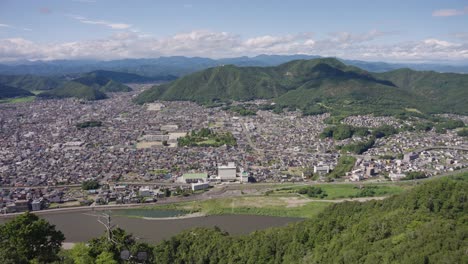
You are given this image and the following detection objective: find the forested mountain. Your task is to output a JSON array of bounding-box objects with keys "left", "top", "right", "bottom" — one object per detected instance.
[
  {"left": 0, "top": 74, "right": 62, "bottom": 91},
  {"left": 135, "top": 58, "right": 468, "bottom": 115},
  {"left": 38, "top": 74, "right": 131, "bottom": 100},
  {"left": 0, "top": 72, "right": 135, "bottom": 101},
  {"left": 374, "top": 69, "right": 468, "bottom": 114},
  {"left": 72, "top": 74, "right": 132, "bottom": 93},
  {"left": 37, "top": 82, "right": 108, "bottom": 100},
  {"left": 0, "top": 84, "right": 33, "bottom": 99}
]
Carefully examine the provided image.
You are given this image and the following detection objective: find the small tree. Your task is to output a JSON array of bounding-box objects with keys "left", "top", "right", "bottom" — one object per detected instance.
[
  {"left": 96, "top": 251, "right": 118, "bottom": 264},
  {"left": 68, "top": 243, "right": 94, "bottom": 264},
  {"left": 82, "top": 179, "right": 100, "bottom": 190},
  {"left": 0, "top": 212, "right": 65, "bottom": 263}
]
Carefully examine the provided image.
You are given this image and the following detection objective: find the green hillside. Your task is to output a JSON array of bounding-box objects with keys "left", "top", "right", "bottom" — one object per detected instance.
[
  {"left": 0, "top": 83, "right": 34, "bottom": 99},
  {"left": 73, "top": 74, "right": 132, "bottom": 93},
  {"left": 135, "top": 58, "right": 468, "bottom": 116},
  {"left": 38, "top": 81, "right": 107, "bottom": 100},
  {"left": 0, "top": 74, "right": 62, "bottom": 91},
  {"left": 374, "top": 69, "right": 468, "bottom": 114},
  {"left": 37, "top": 74, "right": 131, "bottom": 100},
  {"left": 136, "top": 65, "right": 285, "bottom": 103}
]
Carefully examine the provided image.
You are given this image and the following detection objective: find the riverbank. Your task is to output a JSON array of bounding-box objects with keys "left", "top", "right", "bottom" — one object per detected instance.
[
  {"left": 142, "top": 212, "right": 205, "bottom": 220},
  {"left": 0, "top": 179, "right": 414, "bottom": 219}
]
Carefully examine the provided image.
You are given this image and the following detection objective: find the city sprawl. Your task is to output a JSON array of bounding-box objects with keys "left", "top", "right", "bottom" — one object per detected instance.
[{"left": 0, "top": 85, "right": 467, "bottom": 213}]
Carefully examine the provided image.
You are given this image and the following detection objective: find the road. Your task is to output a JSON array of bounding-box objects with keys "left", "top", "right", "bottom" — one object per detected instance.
[{"left": 241, "top": 122, "right": 265, "bottom": 159}]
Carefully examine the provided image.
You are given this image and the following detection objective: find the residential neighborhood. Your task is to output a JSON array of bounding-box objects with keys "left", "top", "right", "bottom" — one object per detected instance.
[{"left": 0, "top": 87, "right": 466, "bottom": 213}]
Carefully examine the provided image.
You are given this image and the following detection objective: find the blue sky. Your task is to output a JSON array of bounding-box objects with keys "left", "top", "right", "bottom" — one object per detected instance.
[{"left": 0, "top": 0, "right": 468, "bottom": 62}]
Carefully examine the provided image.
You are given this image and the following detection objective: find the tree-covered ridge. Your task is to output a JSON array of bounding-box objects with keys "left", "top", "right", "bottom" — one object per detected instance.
[
  {"left": 0, "top": 83, "right": 34, "bottom": 99},
  {"left": 73, "top": 74, "right": 132, "bottom": 93},
  {"left": 374, "top": 68, "right": 468, "bottom": 114},
  {"left": 0, "top": 74, "right": 62, "bottom": 91},
  {"left": 38, "top": 74, "right": 131, "bottom": 101},
  {"left": 0, "top": 72, "right": 133, "bottom": 101},
  {"left": 135, "top": 58, "right": 468, "bottom": 116},
  {"left": 38, "top": 81, "right": 108, "bottom": 100}
]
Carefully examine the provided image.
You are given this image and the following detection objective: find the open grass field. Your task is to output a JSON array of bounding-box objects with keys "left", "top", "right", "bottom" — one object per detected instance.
[
  {"left": 0, "top": 96, "right": 35, "bottom": 104},
  {"left": 145, "top": 196, "right": 333, "bottom": 218},
  {"left": 271, "top": 182, "right": 410, "bottom": 199}
]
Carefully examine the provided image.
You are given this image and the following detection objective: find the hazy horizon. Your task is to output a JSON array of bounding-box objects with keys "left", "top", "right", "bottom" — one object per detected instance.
[{"left": 1, "top": 0, "right": 468, "bottom": 63}]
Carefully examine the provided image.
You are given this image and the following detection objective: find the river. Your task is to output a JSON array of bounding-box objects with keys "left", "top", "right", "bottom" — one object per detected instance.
[{"left": 1, "top": 210, "right": 303, "bottom": 243}]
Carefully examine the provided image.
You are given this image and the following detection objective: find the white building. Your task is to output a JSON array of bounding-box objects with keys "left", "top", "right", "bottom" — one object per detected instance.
[
  {"left": 240, "top": 171, "right": 250, "bottom": 183},
  {"left": 389, "top": 173, "right": 406, "bottom": 181},
  {"left": 178, "top": 173, "right": 208, "bottom": 183},
  {"left": 314, "top": 165, "right": 330, "bottom": 174},
  {"left": 139, "top": 186, "right": 153, "bottom": 197},
  {"left": 31, "top": 199, "right": 42, "bottom": 211},
  {"left": 218, "top": 162, "right": 237, "bottom": 181},
  {"left": 160, "top": 125, "right": 179, "bottom": 132},
  {"left": 191, "top": 182, "right": 210, "bottom": 191}
]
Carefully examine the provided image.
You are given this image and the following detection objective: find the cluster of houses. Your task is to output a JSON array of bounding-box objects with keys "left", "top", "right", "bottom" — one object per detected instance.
[
  {"left": 346, "top": 148, "right": 467, "bottom": 182},
  {"left": 0, "top": 187, "right": 70, "bottom": 213}
]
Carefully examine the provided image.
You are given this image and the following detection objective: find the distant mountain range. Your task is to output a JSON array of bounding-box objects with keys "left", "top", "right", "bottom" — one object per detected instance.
[
  {"left": 80, "top": 70, "right": 176, "bottom": 83},
  {"left": 1, "top": 58, "right": 467, "bottom": 114},
  {"left": 38, "top": 72, "right": 132, "bottom": 100},
  {"left": 1, "top": 55, "right": 467, "bottom": 78},
  {"left": 135, "top": 58, "right": 468, "bottom": 116},
  {"left": 0, "top": 71, "right": 134, "bottom": 101}
]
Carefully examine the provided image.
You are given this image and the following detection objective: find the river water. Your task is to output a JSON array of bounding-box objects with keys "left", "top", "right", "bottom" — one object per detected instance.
[{"left": 3, "top": 210, "right": 302, "bottom": 243}]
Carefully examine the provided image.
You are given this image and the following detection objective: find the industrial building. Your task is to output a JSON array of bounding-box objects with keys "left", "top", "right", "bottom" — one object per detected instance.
[
  {"left": 139, "top": 186, "right": 153, "bottom": 197},
  {"left": 179, "top": 173, "right": 208, "bottom": 183},
  {"left": 191, "top": 182, "right": 210, "bottom": 191},
  {"left": 404, "top": 152, "right": 419, "bottom": 162},
  {"left": 217, "top": 162, "right": 237, "bottom": 181},
  {"left": 314, "top": 165, "right": 330, "bottom": 174}
]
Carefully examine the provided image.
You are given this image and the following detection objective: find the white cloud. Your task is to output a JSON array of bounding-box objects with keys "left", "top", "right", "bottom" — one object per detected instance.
[
  {"left": 432, "top": 7, "right": 468, "bottom": 17},
  {"left": 423, "top": 38, "right": 459, "bottom": 47},
  {"left": 68, "top": 15, "right": 131, "bottom": 29},
  {"left": 327, "top": 30, "right": 386, "bottom": 43},
  {"left": 453, "top": 32, "right": 468, "bottom": 40},
  {"left": 0, "top": 30, "right": 467, "bottom": 62},
  {"left": 0, "top": 23, "right": 33, "bottom": 31}
]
